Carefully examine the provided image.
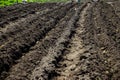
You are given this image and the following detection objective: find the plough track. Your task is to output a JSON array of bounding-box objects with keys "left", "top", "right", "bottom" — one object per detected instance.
[
  {"left": 0, "top": 3, "right": 70, "bottom": 45},
  {"left": 0, "top": 1, "right": 120, "bottom": 80},
  {"left": 52, "top": 3, "right": 91, "bottom": 80},
  {"left": 0, "top": 3, "right": 60, "bottom": 28},
  {"left": 0, "top": 3, "right": 75, "bottom": 79},
  {"left": 4, "top": 5, "right": 77, "bottom": 80},
  {"left": 30, "top": 4, "right": 86, "bottom": 80}
]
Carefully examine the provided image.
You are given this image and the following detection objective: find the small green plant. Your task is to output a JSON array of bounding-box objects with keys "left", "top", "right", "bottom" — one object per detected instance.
[
  {"left": 0, "top": 0, "right": 69, "bottom": 7},
  {"left": 0, "top": 0, "right": 22, "bottom": 7}
]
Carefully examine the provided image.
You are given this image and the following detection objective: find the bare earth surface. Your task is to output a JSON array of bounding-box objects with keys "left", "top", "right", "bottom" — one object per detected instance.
[{"left": 0, "top": 1, "right": 120, "bottom": 80}]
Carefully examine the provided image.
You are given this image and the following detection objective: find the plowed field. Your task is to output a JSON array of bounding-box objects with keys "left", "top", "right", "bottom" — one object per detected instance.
[{"left": 0, "top": 1, "right": 120, "bottom": 80}]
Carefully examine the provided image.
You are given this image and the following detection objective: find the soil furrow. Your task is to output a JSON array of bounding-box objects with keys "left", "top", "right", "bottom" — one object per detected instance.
[
  {"left": 0, "top": 3, "right": 74, "bottom": 79},
  {"left": 52, "top": 3, "right": 91, "bottom": 80},
  {"left": 30, "top": 5, "right": 82, "bottom": 80},
  {"left": 0, "top": 3, "right": 72, "bottom": 47},
  {"left": 0, "top": 3, "right": 60, "bottom": 29},
  {"left": 91, "top": 2, "right": 120, "bottom": 79},
  {"left": 0, "top": 3, "right": 65, "bottom": 45},
  {"left": 98, "top": 2, "right": 120, "bottom": 49},
  {"left": 0, "top": 3, "right": 58, "bottom": 28},
  {"left": 64, "top": 2, "right": 120, "bottom": 79},
  {"left": 4, "top": 5, "right": 76, "bottom": 80}
]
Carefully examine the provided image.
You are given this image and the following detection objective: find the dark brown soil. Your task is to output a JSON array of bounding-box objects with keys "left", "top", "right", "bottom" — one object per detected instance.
[{"left": 0, "top": 1, "right": 120, "bottom": 80}]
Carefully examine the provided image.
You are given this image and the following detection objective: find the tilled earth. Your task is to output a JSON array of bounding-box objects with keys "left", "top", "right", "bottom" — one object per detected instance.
[{"left": 0, "top": 1, "right": 120, "bottom": 80}]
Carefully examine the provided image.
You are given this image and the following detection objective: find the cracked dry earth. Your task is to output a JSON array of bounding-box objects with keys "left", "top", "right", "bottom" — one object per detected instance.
[{"left": 0, "top": 1, "right": 120, "bottom": 80}]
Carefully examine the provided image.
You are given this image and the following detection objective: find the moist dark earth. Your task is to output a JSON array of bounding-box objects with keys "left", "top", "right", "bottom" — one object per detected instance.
[{"left": 0, "top": 1, "right": 120, "bottom": 80}]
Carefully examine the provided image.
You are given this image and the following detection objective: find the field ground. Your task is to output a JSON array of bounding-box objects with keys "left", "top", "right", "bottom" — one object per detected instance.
[{"left": 0, "top": 1, "right": 120, "bottom": 80}]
